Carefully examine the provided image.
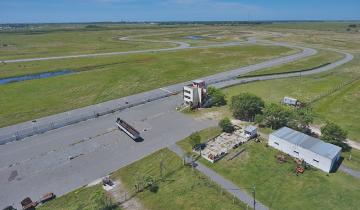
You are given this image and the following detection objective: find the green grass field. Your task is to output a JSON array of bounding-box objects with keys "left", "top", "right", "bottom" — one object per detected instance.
[
  {"left": 177, "top": 127, "right": 222, "bottom": 153},
  {"left": 177, "top": 129, "right": 360, "bottom": 210},
  {"left": 242, "top": 49, "right": 344, "bottom": 77},
  {"left": 0, "top": 44, "right": 294, "bottom": 127},
  {"left": 111, "top": 148, "right": 248, "bottom": 210},
  {"left": 342, "top": 149, "right": 360, "bottom": 171},
  {"left": 0, "top": 29, "right": 176, "bottom": 60},
  {"left": 0, "top": 44, "right": 295, "bottom": 78},
  {"left": 140, "top": 29, "right": 251, "bottom": 46},
  {"left": 258, "top": 21, "right": 360, "bottom": 32},
  {"left": 38, "top": 184, "right": 120, "bottom": 210}
]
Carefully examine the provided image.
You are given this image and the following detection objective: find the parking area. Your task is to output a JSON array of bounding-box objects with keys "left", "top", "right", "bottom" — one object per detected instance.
[{"left": 0, "top": 95, "right": 216, "bottom": 208}]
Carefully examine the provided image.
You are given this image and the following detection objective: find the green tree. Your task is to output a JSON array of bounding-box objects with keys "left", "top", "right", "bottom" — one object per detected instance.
[
  {"left": 321, "top": 122, "right": 349, "bottom": 150},
  {"left": 207, "top": 87, "right": 226, "bottom": 107},
  {"left": 230, "top": 93, "right": 265, "bottom": 121},
  {"left": 262, "top": 103, "right": 292, "bottom": 130},
  {"left": 288, "top": 107, "right": 314, "bottom": 133},
  {"left": 219, "top": 117, "right": 235, "bottom": 133},
  {"left": 189, "top": 132, "right": 201, "bottom": 149}
]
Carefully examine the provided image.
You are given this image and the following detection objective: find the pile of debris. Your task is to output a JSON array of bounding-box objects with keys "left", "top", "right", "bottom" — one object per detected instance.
[
  {"left": 276, "top": 153, "right": 287, "bottom": 163},
  {"left": 199, "top": 126, "right": 257, "bottom": 163}
]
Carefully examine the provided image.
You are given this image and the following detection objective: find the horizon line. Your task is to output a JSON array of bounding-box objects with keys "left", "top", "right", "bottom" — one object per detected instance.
[{"left": 1, "top": 19, "right": 360, "bottom": 25}]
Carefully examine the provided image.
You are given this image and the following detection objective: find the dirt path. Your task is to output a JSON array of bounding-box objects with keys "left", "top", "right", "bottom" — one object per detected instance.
[{"left": 310, "top": 125, "right": 360, "bottom": 150}]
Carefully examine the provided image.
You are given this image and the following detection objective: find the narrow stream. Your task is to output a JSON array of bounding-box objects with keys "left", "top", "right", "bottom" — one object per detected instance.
[
  {"left": 185, "top": 35, "right": 204, "bottom": 40},
  {"left": 0, "top": 69, "right": 73, "bottom": 85}
]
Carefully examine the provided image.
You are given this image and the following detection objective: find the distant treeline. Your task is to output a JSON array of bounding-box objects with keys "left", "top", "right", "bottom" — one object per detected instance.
[
  {"left": 2, "top": 20, "right": 360, "bottom": 27},
  {"left": 158, "top": 21, "right": 273, "bottom": 25},
  {"left": 1, "top": 21, "right": 359, "bottom": 34}
]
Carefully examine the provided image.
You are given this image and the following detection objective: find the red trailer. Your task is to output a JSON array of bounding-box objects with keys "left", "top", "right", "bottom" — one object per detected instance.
[
  {"left": 39, "top": 192, "right": 56, "bottom": 204},
  {"left": 20, "top": 197, "right": 37, "bottom": 210}
]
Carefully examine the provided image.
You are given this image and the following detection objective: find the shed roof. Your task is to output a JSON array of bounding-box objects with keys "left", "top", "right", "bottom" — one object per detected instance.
[
  {"left": 193, "top": 79, "right": 205, "bottom": 84},
  {"left": 284, "top": 96, "right": 297, "bottom": 101},
  {"left": 245, "top": 125, "right": 257, "bottom": 133},
  {"left": 271, "top": 127, "right": 341, "bottom": 159}
]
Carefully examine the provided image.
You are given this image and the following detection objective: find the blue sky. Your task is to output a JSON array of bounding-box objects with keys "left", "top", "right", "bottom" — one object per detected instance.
[{"left": 0, "top": 0, "right": 359, "bottom": 23}]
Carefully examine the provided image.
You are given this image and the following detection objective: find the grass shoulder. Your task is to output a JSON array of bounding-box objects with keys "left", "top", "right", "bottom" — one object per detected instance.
[
  {"left": 38, "top": 184, "right": 120, "bottom": 210},
  {"left": 111, "top": 148, "right": 247, "bottom": 210},
  {"left": 240, "top": 49, "right": 344, "bottom": 78},
  {"left": 177, "top": 127, "right": 222, "bottom": 154}
]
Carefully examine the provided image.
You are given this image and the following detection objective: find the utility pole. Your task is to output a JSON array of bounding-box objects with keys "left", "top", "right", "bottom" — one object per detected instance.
[
  {"left": 299, "top": 71, "right": 302, "bottom": 97},
  {"left": 253, "top": 185, "right": 256, "bottom": 210},
  {"left": 160, "top": 152, "right": 164, "bottom": 180}
]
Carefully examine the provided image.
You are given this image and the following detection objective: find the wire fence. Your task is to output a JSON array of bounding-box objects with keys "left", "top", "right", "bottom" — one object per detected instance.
[
  {"left": 307, "top": 75, "right": 360, "bottom": 105},
  {"left": 112, "top": 158, "right": 248, "bottom": 209}
]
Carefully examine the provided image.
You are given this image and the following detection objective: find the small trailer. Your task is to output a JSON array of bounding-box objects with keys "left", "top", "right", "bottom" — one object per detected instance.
[
  {"left": 116, "top": 118, "right": 141, "bottom": 140},
  {"left": 282, "top": 96, "right": 303, "bottom": 107}
]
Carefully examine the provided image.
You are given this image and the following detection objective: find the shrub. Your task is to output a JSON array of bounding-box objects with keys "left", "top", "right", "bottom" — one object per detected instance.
[{"left": 219, "top": 117, "right": 235, "bottom": 133}]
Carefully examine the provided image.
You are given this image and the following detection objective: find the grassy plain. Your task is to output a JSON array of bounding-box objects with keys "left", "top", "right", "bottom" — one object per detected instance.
[
  {"left": 0, "top": 29, "right": 176, "bottom": 60},
  {"left": 242, "top": 49, "right": 343, "bottom": 77},
  {"left": 177, "top": 129, "right": 360, "bottom": 210},
  {"left": 0, "top": 45, "right": 294, "bottom": 127},
  {"left": 38, "top": 184, "right": 120, "bottom": 210},
  {"left": 140, "top": 29, "right": 252, "bottom": 46},
  {"left": 111, "top": 148, "right": 247, "bottom": 210},
  {"left": 258, "top": 21, "right": 360, "bottom": 32}
]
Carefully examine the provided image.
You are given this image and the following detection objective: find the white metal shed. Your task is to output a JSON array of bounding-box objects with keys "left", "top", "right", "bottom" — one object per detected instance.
[{"left": 269, "top": 127, "right": 341, "bottom": 173}]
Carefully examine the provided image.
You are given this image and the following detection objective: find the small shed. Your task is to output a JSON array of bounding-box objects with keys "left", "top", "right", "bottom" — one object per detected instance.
[
  {"left": 283, "top": 96, "right": 298, "bottom": 106},
  {"left": 244, "top": 125, "right": 257, "bottom": 139}
]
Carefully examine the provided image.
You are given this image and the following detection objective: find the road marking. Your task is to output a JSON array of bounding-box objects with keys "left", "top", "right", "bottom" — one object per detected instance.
[{"left": 159, "top": 87, "right": 174, "bottom": 94}]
